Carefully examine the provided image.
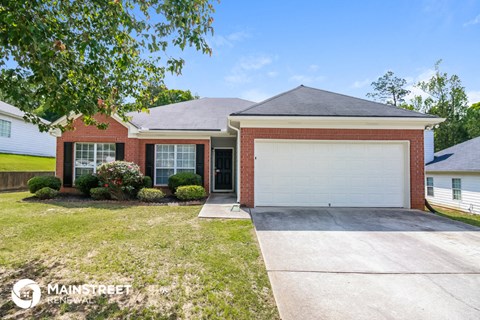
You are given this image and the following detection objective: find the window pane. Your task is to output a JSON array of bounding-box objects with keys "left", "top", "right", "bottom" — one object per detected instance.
[
  {"left": 453, "top": 189, "right": 461, "bottom": 200},
  {"left": 426, "top": 177, "right": 433, "bottom": 187},
  {"left": 427, "top": 187, "right": 434, "bottom": 197},
  {"left": 0, "top": 119, "right": 11, "bottom": 137},
  {"left": 177, "top": 169, "right": 195, "bottom": 174},
  {"left": 156, "top": 144, "right": 175, "bottom": 168},
  {"left": 156, "top": 168, "right": 174, "bottom": 185},
  {"left": 452, "top": 178, "right": 461, "bottom": 189},
  {"left": 75, "top": 167, "right": 94, "bottom": 179},
  {"left": 75, "top": 143, "right": 95, "bottom": 167},
  {"left": 96, "top": 143, "right": 116, "bottom": 166},
  {"left": 176, "top": 144, "right": 196, "bottom": 168}
]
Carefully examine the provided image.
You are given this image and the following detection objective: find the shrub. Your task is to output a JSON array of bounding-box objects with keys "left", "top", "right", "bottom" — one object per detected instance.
[
  {"left": 175, "top": 185, "right": 206, "bottom": 201},
  {"left": 143, "top": 176, "right": 153, "bottom": 188},
  {"left": 75, "top": 174, "right": 99, "bottom": 196},
  {"left": 137, "top": 188, "right": 165, "bottom": 202},
  {"left": 27, "top": 176, "right": 61, "bottom": 193},
  {"left": 90, "top": 187, "right": 111, "bottom": 200},
  {"left": 168, "top": 172, "right": 202, "bottom": 193},
  {"left": 35, "top": 187, "right": 58, "bottom": 199},
  {"left": 96, "top": 161, "right": 144, "bottom": 200}
]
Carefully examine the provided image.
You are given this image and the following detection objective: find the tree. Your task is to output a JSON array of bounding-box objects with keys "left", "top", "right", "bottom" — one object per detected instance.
[
  {"left": 0, "top": 0, "right": 215, "bottom": 131},
  {"left": 146, "top": 84, "right": 198, "bottom": 108},
  {"left": 414, "top": 60, "right": 469, "bottom": 151},
  {"left": 366, "top": 71, "right": 411, "bottom": 107},
  {"left": 465, "top": 102, "right": 480, "bottom": 139}
]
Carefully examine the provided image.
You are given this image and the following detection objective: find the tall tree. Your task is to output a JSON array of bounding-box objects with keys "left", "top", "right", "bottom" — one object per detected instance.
[
  {"left": 414, "top": 60, "right": 469, "bottom": 151},
  {"left": 366, "top": 71, "right": 411, "bottom": 107},
  {"left": 145, "top": 84, "right": 198, "bottom": 108},
  {"left": 465, "top": 102, "right": 480, "bottom": 139},
  {"left": 0, "top": 0, "right": 216, "bottom": 131}
]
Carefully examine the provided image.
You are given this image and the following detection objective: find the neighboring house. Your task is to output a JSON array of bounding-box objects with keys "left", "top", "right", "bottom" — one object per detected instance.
[
  {"left": 52, "top": 85, "right": 443, "bottom": 209},
  {"left": 425, "top": 137, "right": 480, "bottom": 214},
  {"left": 0, "top": 101, "right": 56, "bottom": 157}
]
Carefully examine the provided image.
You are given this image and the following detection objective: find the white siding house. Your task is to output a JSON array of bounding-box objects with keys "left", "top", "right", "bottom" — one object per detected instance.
[
  {"left": 0, "top": 101, "right": 56, "bottom": 157},
  {"left": 426, "top": 137, "right": 480, "bottom": 214}
]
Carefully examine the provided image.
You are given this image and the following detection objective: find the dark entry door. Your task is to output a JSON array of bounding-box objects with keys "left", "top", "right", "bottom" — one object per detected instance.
[{"left": 214, "top": 149, "right": 233, "bottom": 191}]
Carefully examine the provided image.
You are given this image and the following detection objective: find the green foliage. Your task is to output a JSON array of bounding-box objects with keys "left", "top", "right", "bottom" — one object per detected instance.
[
  {"left": 175, "top": 185, "right": 206, "bottom": 200},
  {"left": 90, "top": 187, "right": 111, "bottom": 200},
  {"left": 96, "top": 161, "right": 144, "bottom": 200},
  {"left": 465, "top": 102, "right": 480, "bottom": 139},
  {"left": 144, "top": 84, "right": 198, "bottom": 109},
  {"left": 35, "top": 187, "right": 58, "bottom": 199},
  {"left": 0, "top": 0, "right": 215, "bottom": 132},
  {"left": 414, "top": 60, "right": 469, "bottom": 151},
  {"left": 143, "top": 176, "right": 153, "bottom": 188},
  {"left": 366, "top": 71, "right": 411, "bottom": 106},
  {"left": 74, "top": 174, "right": 99, "bottom": 196},
  {"left": 27, "top": 176, "right": 61, "bottom": 193},
  {"left": 137, "top": 188, "right": 165, "bottom": 202},
  {"left": 168, "top": 172, "right": 202, "bottom": 193}
]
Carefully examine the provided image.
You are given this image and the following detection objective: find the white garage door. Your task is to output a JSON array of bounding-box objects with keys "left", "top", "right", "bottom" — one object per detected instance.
[{"left": 254, "top": 140, "right": 408, "bottom": 207}]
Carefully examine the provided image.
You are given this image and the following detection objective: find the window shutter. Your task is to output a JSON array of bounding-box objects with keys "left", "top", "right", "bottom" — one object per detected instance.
[
  {"left": 115, "top": 143, "right": 125, "bottom": 161},
  {"left": 145, "top": 144, "right": 155, "bottom": 182},
  {"left": 63, "top": 142, "right": 73, "bottom": 187},
  {"left": 195, "top": 144, "right": 205, "bottom": 184}
]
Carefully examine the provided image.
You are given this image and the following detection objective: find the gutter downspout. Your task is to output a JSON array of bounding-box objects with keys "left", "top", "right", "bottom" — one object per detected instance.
[{"left": 228, "top": 119, "right": 241, "bottom": 203}]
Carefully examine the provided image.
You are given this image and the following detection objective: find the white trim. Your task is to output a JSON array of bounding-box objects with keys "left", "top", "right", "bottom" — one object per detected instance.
[
  {"left": 229, "top": 115, "right": 445, "bottom": 130},
  {"left": 212, "top": 147, "right": 235, "bottom": 192},
  {"left": 253, "top": 139, "right": 411, "bottom": 208},
  {"left": 228, "top": 120, "right": 241, "bottom": 202},
  {"left": 153, "top": 144, "right": 196, "bottom": 186}
]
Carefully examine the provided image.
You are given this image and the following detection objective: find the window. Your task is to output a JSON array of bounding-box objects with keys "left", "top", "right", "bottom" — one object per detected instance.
[
  {"left": 452, "top": 178, "right": 462, "bottom": 200},
  {"left": 426, "top": 177, "right": 434, "bottom": 197},
  {"left": 0, "top": 119, "right": 11, "bottom": 137},
  {"left": 75, "top": 143, "right": 115, "bottom": 179},
  {"left": 155, "top": 144, "right": 196, "bottom": 185}
]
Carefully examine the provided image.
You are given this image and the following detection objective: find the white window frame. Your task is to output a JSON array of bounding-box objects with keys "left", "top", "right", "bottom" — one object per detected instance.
[
  {"left": 452, "top": 178, "right": 462, "bottom": 200},
  {"left": 74, "top": 142, "right": 116, "bottom": 180},
  {"left": 426, "top": 177, "right": 434, "bottom": 197},
  {"left": 0, "top": 119, "right": 11, "bottom": 138},
  {"left": 154, "top": 144, "right": 196, "bottom": 186}
]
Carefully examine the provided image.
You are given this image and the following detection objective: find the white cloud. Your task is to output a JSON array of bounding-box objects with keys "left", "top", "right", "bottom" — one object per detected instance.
[
  {"left": 464, "top": 14, "right": 480, "bottom": 27},
  {"left": 289, "top": 74, "right": 325, "bottom": 84},
  {"left": 352, "top": 78, "right": 371, "bottom": 89},
  {"left": 224, "top": 55, "right": 273, "bottom": 84},
  {"left": 208, "top": 31, "right": 250, "bottom": 48},
  {"left": 467, "top": 91, "right": 480, "bottom": 104},
  {"left": 240, "top": 89, "right": 271, "bottom": 103},
  {"left": 266, "top": 71, "right": 278, "bottom": 78}
]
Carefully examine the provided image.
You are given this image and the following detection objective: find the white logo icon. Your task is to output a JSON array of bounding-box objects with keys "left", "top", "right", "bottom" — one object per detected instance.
[{"left": 11, "top": 279, "right": 41, "bottom": 309}]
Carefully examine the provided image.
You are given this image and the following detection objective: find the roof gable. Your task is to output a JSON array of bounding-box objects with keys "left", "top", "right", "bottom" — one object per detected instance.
[
  {"left": 426, "top": 136, "right": 480, "bottom": 172},
  {"left": 232, "top": 85, "right": 437, "bottom": 118}
]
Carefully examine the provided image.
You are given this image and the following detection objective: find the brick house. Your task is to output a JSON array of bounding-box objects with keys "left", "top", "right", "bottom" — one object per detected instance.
[{"left": 52, "top": 85, "right": 444, "bottom": 209}]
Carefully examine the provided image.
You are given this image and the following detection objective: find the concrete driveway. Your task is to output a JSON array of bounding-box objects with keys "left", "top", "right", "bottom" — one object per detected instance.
[{"left": 252, "top": 208, "right": 480, "bottom": 320}]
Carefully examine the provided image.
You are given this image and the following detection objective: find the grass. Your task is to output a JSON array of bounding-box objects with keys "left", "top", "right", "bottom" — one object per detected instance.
[
  {"left": 429, "top": 205, "right": 480, "bottom": 227},
  {"left": 0, "top": 153, "right": 55, "bottom": 171},
  {"left": 0, "top": 192, "right": 279, "bottom": 319}
]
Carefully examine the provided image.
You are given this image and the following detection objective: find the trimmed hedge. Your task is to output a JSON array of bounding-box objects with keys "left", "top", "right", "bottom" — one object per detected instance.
[
  {"left": 75, "top": 174, "right": 99, "bottom": 196},
  {"left": 90, "top": 187, "right": 111, "bottom": 200},
  {"left": 27, "top": 176, "right": 61, "bottom": 193},
  {"left": 175, "top": 185, "right": 206, "bottom": 200},
  {"left": 168, "top": 172, "right": 202, "bottom": 193},
  {"left": 137, "top": 188, "right": 165, "bottom": 202},
  {"left": 143, "top": 176, "right": 153, "bottom": 188},
  {"left": 35, "top": 187, "right": 58, "bottom": 199}
]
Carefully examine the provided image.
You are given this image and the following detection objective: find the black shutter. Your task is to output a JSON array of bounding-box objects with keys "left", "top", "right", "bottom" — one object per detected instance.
[
  {"left": 63, "top": 142, "right": 73, "bottom": 187},
  {"left": 145, "top": 144, "right": 155, "bottom": 181},
  {"left": 115, "top": 143, "right": 125, "bottom": 161},
  {"left": 195, "top": 144, "right": 205, "bottom": 184}
]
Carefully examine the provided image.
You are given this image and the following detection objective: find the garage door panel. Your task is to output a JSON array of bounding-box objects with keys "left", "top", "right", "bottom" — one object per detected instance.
[{"left": 254, "top": 141, "right": 407, "bottom": 207}]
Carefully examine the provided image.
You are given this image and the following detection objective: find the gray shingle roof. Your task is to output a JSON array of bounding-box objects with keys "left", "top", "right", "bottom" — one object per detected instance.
[
  {"left": 426, "top": 136, "right": 480, "bottom": 172},
  {"left": 128, "top": 98, "right": 254, "bottom": 131},
  {"left": 231, "top": 85, "right": 438, "bottom": 118},
  {"left": 0, "top": 100, "right": 50, "bottom": 123}
]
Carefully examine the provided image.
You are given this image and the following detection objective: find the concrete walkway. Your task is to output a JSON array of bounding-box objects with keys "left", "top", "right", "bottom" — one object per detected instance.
[
  {"left": 198, "top": 193, "right": 250, "bottom": 219},
  {"left": 252, "top": 207, "right": 480, "bottom": 320}
]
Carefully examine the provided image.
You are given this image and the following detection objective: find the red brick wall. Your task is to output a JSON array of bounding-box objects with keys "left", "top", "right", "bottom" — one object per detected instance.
[
  {"left": 56, "top": 115, "right": 210, "bottom": 193},
  {"left": 240, "top": 128, "right": 425, "bottom": 210}
]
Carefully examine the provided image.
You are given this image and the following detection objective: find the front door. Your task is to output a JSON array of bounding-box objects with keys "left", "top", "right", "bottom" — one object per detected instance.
[{"left": 214, "top": 149, "right": 233, "bottom": 191}]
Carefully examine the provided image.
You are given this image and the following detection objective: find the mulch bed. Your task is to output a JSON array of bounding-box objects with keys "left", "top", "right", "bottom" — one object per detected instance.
[{"left": 21, "top": 193, "right": 206, "bottom": 206}]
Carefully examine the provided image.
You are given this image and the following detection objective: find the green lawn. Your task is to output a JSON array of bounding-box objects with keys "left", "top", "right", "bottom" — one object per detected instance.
[
  {"left": 0, "top": 153, "right": 55, "bottom": 171},
  {"left": 0, "top": 192, "right": 279, "bottom": 319},
  {"left": 430, "top": 205, "right": 480, "bottom": 227}
]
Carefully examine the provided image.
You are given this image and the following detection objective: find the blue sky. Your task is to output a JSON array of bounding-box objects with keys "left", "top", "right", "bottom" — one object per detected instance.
[{"left": 164, "top": 0, "right": 480, "bottom": 104}]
